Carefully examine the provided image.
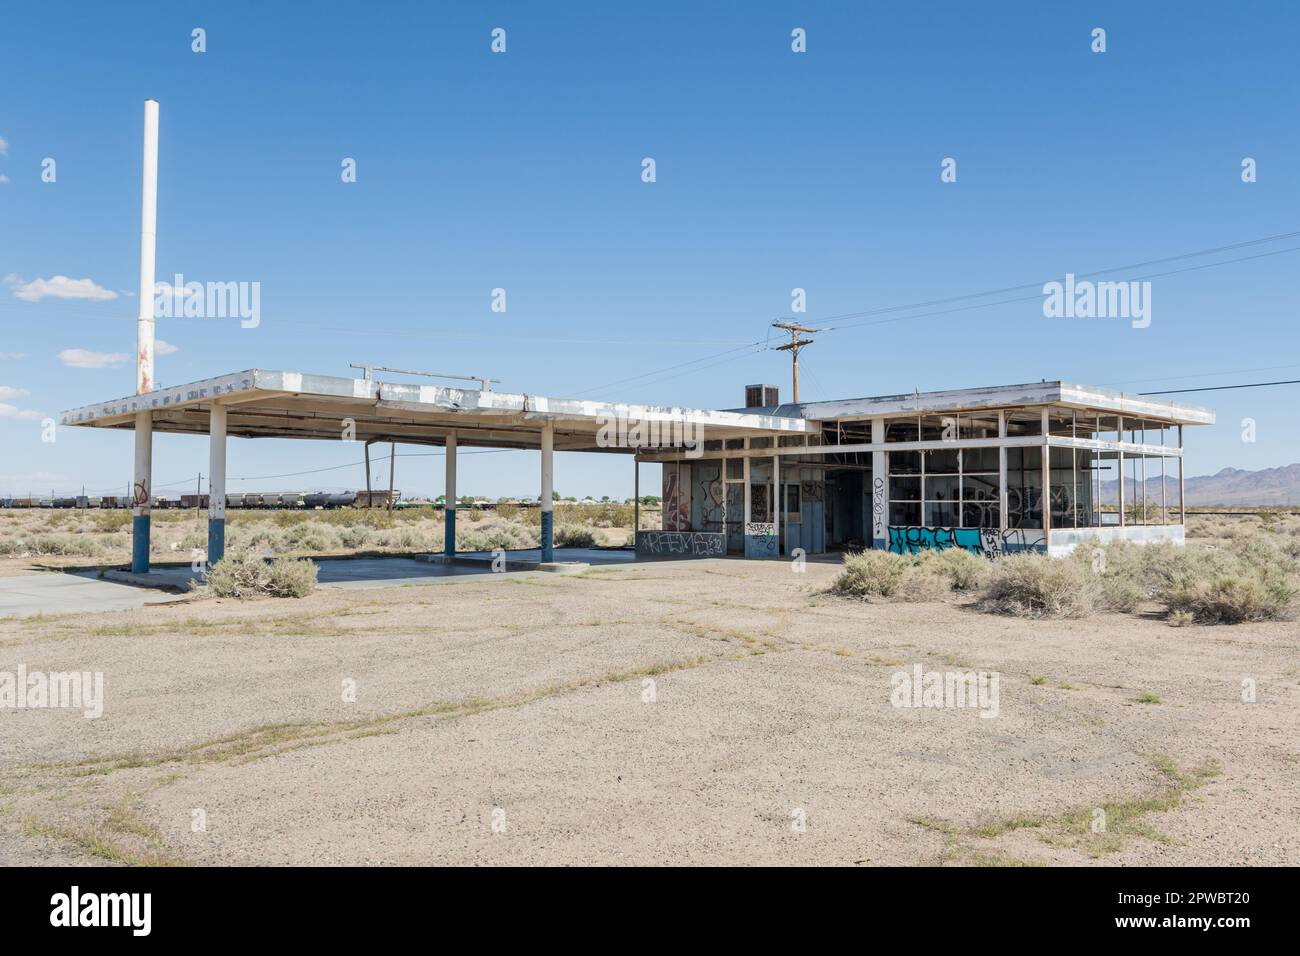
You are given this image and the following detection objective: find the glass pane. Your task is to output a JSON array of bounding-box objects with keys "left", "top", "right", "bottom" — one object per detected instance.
[
  {"left": 925, "top": 448, "right": 960, "bottom": 473},
  {"left": 890, "top": 502, "right": 921, "bottom": 526},
  {"left": 1006, "top": 410, "right": 1043, "bottom": 436},
  {"left": 962, "top": 446, "right": 999, "bottom": 472},
  {"left": 885, "top": 418, "right": 920, "bottom": 442},
  {"left": 924, "top": 501, "right": 961, "bottom": 527},
  {"left": 888, "top": 450, "right": 922, "bottom": 475},
  {"left": 925, "top": 475, "right": 961, "bottom": 501},
  {"left": 890, "top": 476, "right": 921, "bottom": 501},
  {"left": 1007, "top": 446, "right": 1043, "bottom": 529}
]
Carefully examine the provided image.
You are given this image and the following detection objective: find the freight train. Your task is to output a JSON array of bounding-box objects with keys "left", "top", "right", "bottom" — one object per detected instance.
[{"left": 0, "top": 491, "right": 391, "bottom": 510}]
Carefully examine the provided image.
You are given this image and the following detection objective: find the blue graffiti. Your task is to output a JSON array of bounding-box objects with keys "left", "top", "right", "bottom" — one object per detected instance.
[{"left": 888, "top": 526, "right": 984, "bottom": 555}]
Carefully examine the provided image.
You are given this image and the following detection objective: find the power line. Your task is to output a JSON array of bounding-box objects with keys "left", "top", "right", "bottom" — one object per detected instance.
[
  {"left": 812, "top": 228, "right": 1300, "bottom": 329},
  {"left": 1139, "top": 379, "right": 1300, "bottom": 396}
]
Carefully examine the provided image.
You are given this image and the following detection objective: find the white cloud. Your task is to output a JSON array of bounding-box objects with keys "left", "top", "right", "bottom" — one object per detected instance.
[
  {"left": 0, "top": 135, "right": 8, "bottom": 156},
  {"left": 0, "top": 352, "right": 24, "bottom": 360},
  {"left": 0, "top": 403, "right": 44, "bottom": 421},
  {"left": 58, "top": 348, "right": 129, "bottom": 369},
  {"left": 0, "top": 175, "right": 9, "bottom": 185},
  {"left": 154, "top": 338, "right": 180, "bottom": 355},
  {"left": 4, "top": 273, "right": 118, "bottom": 302},
  {"left": 0, "top": 386, "right": 30, "bottom": 400}
]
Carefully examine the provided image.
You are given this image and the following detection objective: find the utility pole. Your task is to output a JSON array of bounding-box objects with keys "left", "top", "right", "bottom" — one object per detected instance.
[
  {"left": 195, "top": 472, "right": 205, "bottom": 523},
  {"left": 772, "top": 321, "right": 817, "bottom": 403}
]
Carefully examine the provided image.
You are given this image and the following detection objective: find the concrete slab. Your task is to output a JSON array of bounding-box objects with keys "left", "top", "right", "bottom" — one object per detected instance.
[
  {"left": 1, "top": 551, "right": 639, "bottom": 618},
  {"left": 0, "top": 572, "right": 185, "bottom": 619}
]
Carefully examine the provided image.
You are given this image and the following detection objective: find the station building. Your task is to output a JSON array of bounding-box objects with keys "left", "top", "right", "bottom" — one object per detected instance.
[{"left": 61, "top": 372, "right": 1213, "bottom": 569}]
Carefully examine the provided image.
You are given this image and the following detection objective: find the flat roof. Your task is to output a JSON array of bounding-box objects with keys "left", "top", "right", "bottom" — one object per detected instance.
[
  {"left": 59, "top": 369, "right": 814, "bottom": 452},
  {"left": 761, "top": 381, "right": 1216, "bottom": 426}
]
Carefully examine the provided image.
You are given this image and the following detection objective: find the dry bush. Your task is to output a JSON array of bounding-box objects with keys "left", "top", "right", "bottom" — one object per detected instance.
[
  {"left": 914, "top": 547, "right": 990, "bottom": 591},
  {"left": 555, "top": 525, "right": 597, "bottom": 548},
  {"left": 204, "top": 551, "right": 317, "bottom": 598},
  {"left": 831, "top": 550, "right": 913, "bottom": 599},
  {"left": 977, "top": 554, "right": 1096, "bottom": 619},
  {"left": 458, "top": 523, "right": 538, "bottom": 552},
  {"left": 282, "top": 521, "right": 342, "bottom": 553}
]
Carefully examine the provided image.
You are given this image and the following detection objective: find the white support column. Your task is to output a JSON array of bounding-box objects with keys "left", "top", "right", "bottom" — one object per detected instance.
[
  {"left": 207, "top": 404, "right": 227, "bottom": 567},
  {"left": 1117, "top": 416, "right": 1126, "bottom": 528},
  {"left": 1178, "top": 425, "right": 1185, "bottom": 526},
  {"left": 540, "top": 422, "right": 554, "bottom": 562},
  {"left": 997, "top": 411, "right": 1008, "bottom": 533},
  {"left": 444, "top": 431, "right": 457, "bottom": 557},
  {"left": 131, "top": 410, "right": 152, "bottom": 573},
  {"left": 742, "top": 442, "right": 752, "bottom": 554},
  {"left": 774, "top": 449, "right": 782, "bottom": 557},
  {"left": 1041, "top": 408, "right": 1052, "bottom": 541},
  {"left": 871, "top": 418, "right": 887, "bottom": 550}
]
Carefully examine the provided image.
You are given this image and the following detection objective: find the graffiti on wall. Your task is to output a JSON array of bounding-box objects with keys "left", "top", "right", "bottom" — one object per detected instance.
[
  {"left": 887, "top": 526, "right": 1046, "bottom": 556},
  {"left": 697, "top": 471, "right": 725, "bottom": 528},
  {"left": 744, "top": 521, "right": 778, "bottom": 558},
  {"left": 872, "top": 476, "right": 885, "bottom": 540},
  {"left": 662, "top": 465, "right": 690, "bottom": 531},
  {"left": 637, "top": 531, "right": 726, "bottom": 557}
]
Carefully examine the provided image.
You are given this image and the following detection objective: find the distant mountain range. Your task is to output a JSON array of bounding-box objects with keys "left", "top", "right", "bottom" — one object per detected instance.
[{"left": 1103, "top": 464, "right": 1300, "bottom": 507}]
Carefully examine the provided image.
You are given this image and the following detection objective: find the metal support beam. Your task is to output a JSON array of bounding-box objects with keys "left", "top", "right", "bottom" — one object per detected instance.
[
  {"left": 997, "top": 411, "right": 1008, "bottom": 533},
  {"left": 774, "top": 449, "right": 782, "bottom": 557},
  {"left": 207, "top": 404, "right": 227, "bottom": 566},
  {"left": 540, "top": 422, "right": 554, "bottom": 562},
  {"left": 633, "top": 458, "right": 639, "bottom": 535},
  {"left": 444, "top": 431, "right": 457, "bottom": 557},
  {"left": 131, "top": 410, "right": 152, "bottom": 573},
  {"left": 871, "top": 418, "right": 887, "bottom": 549}
]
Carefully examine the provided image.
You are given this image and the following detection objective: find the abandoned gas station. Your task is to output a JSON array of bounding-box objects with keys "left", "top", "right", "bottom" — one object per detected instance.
[
  {"left": 59, "top": 372, "right": 1214, "bottom": 570},
  {"left": 59, "top": 100, "right": 1216, "bottom": 573}
]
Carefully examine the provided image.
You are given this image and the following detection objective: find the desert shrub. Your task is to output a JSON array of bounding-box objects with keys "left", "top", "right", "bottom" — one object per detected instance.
[
  {"left": 177, "top": 527, "right": 208, "bottom": 550},
  {"left": 977, "top": 553, "right": 1096, "bottom": 619},
  {"left": 898, "top": 566, "right": 950, "bottom": 602},
  {"left": 5, "top": 533, "right": 108, "bottom": 557},
  {"left": 1163, "top": 571, "right": 1296, "bottom": 624},
  {"left": 205, "top": 551, "right": 317, "bottom": 598},
  {"left": 338, "top": 525, "right": 372, "bottom": 549},
  {"left": 283, "top": 521, "right": 342, "bottom": 553},
  {"left": 464, "top": 508, "right": 485, "bottom": 523},
  {"left": 915, "top": 547, "right": 990, "bottom": 591},
  {"left": 831, "top": 550, "right": 912, "bottom": 599},
  {"left": 263, "top": 556, "right": 319, "bottom": 597},
  {"left": 458, "top": 523, "right": 539, "bottom": 552},
  {"left": 226, "top": 523, "right": 287, "bottom": 554},
  {"left": 495, "top": 503, "right": 520, "bottom": 521},
  {"left": 555, "top": 524, "right": 597, "bottom": 548}
]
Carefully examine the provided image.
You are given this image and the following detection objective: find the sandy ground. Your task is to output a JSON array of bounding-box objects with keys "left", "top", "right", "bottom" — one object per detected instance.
[{"left": 0, "top": 556, "right": 1296, "bottom": 866}]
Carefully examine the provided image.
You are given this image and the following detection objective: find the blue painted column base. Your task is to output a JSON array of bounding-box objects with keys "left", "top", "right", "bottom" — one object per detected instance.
[
  {"left": 131, "top": 515, "right": 151, "bottom": 573},
  {"left": 207, "top": 518, "right": 225, "bottom": 567},
  {"left": 444, "top": 508, "right": 456, "bottom": 557},
  {"left": 540, "top": 510, "right": 553, "bottom": 563}
]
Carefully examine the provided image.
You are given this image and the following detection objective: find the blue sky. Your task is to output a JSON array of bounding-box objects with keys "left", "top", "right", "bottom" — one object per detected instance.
[{"left": 2, "top": 1, "right": 1298, "bottom": 499}]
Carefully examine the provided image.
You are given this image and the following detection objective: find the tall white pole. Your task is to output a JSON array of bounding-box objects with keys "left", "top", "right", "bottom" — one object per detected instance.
[
  {"left": 137, "top": 98, "right": 159, "bottom": 395},
  {"left": 132, "top": 99, "right": 159, "bottom": 573}
]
